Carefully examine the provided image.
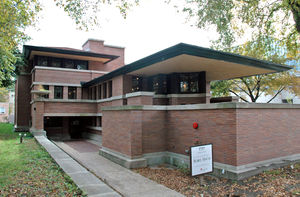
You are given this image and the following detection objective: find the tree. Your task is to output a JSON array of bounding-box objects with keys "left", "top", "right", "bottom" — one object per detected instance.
[
  {"left": 183, "top": 0, "right": 299, "bottom": 54},
  {"left": 183, "top": 0, "right": 299, "bottom": 102},
  {"left": 210, "top": 38, "right": 299, "bottom": 103},
  {"left": 0, "top": 0, "right": 41, "bottom": 87}
]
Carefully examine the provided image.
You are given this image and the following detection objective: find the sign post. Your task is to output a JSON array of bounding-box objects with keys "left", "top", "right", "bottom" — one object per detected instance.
[{"left": 190, "top": 144, "right": 213, "bottom": 176}]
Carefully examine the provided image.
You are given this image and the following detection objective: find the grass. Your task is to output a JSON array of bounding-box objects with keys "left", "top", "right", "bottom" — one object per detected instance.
[{"left": 0, "top": 123, "right": 85, "bottom": 196}]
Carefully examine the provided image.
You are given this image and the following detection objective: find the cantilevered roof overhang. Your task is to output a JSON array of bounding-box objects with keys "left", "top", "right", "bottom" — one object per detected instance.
[
  {"left": 82, "top": 43, "right": 291, "bottom": 87},
  {"left": 23, "top": 45, "right": 119, "bottom": 63}
]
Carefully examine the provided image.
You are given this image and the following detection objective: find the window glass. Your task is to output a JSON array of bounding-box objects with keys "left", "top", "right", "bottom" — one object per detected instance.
[
  {"left": 68, "top": 87, "right": 77, "bottom": 99},
  {"left": 75, "top": 61, "right": 88, "bottom": 70},
  {"left": 54, "top": 86, "right": 63, "bottom": 99},
  {"left": 63, "top": 59, "right": 74, "bottom": 69},
  {"left": 42, "top": 85, "right": 49, "bottom": 99},
  {"left": 179, "top": 73, "right": 199, "bottom": 93},
  {"left": 98, "top": 85, "right": 102, "bottom": 99},
  {"left": 190, "top": 74, "right": 199, "bottom": 93},
  {"left": 37, "top": 56, "right": 48, "bottom": 66},
  {"left": 103, "top": 83, "right": 107, "bottom": 98},
  {"left": 108, "top": 81, "right": 112, "bottom": 98},
  {"left": 51, "top": 58, "right": 61, "bottom": 67},
  {"left": 152, "top": 77, "right": 160, "bottom": 93},
  {"left": 132, "top": 76, "right": 142, "bottom": 92}
]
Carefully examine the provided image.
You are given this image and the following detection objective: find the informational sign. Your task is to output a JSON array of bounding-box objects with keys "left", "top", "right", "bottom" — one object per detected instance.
[{"left": 190, "top": 144, "right": 213, "bottom": 176}]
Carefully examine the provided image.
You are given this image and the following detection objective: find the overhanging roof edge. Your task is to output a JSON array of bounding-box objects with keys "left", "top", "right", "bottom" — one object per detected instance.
[
  {"left": 23, "top": 45, "right": 119, "bottom": 63},
  {"left": 82, "top": 43, "right": 292, "bottom": 87}
]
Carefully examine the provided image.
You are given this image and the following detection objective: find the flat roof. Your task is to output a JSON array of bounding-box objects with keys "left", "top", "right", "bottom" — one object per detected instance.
[
  {"left": 82, "top": 43, "right": 291, "bottom": 87},
  {"left": 23, "top": 45, "right": 119, "bottom": 63}
]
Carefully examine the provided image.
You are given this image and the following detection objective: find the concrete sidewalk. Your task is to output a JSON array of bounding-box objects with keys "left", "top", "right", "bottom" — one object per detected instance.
[
  {"left": 54, "top": 140, "right": 184, "bottom": 197},
  {"left": 34, "top": 136, "right": 121, "bottom": 197}
]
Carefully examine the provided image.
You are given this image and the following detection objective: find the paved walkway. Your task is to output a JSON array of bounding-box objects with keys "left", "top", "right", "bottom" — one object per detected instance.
[
  {"left": 35, "top": 136, "right": 121, "bottom": 197},
  {"left": 54, "top": 140, "right": 184, "bottom": 197}
]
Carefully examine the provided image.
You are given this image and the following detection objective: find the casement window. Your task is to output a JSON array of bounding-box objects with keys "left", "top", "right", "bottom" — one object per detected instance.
[
  {"left": 98, "top": 85, "right": 102, "bottom": 99},
  {"left": 152, "top": 75, "right": 167, "bottom": 94},
  {"left": 35, "top": 56, "right": 88, "bottom": 70},
  {"left": 68, "top": 87, "right": 77, "bottom": 99},
  {"left": 108, "top": 81, "right": 112, "bottom": 98},
  {"left": 54, "top": 86, "right": 63, "bottom": 99},
  {"left": 103, "top": 83, "right": 107, "bottom": 99},
  {"left": 132, "top": 76, "right": 142, "bottom": 92},
  {"left": 179, "top": 73, "right": 199, "bottom": 93}
]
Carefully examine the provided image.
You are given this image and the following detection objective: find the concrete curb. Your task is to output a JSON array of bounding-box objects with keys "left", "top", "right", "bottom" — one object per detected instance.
[{"left": 34, "top": 136, "right": 121, "bottom": 197}]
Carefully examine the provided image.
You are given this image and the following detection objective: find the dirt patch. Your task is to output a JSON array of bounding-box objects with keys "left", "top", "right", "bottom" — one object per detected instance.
[{"left": 133, "top": 163, "right": 300, "bottom": 197}]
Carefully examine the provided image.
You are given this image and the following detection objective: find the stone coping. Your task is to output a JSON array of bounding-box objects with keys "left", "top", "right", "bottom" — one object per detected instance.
[
  {"left": 30, "top": 90, "right": 51, "bottom": 94},
  {"left": 31, "top": 82, "right": 81, "bottom": 88},
  {"left": 86, "top": 126, "right": 102, "bottom": 131},
  {"left": 32, "top": 66, "right": 108, "bottom": 74},
  {"left": 154, "top": 93, "right": 211, "bottom": 98},
  {"left": 102, "top": 102, "right": 300, "bottom": 111},
  {"left": 43, "top": 113, "right": 102, "bottom": 117},
  {"left": 125, "top": 91, "right": 155, "bottom": 98}
]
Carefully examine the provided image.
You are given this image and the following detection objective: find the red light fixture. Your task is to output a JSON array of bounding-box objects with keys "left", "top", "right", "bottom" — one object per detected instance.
[{"left": 193, "top": 122, "right": 198, "bottom": 129}]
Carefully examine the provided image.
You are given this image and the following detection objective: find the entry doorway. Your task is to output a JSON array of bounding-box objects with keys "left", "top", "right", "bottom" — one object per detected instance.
[{"left": 69, "top": 117, "right": 83, "bottom": 139}]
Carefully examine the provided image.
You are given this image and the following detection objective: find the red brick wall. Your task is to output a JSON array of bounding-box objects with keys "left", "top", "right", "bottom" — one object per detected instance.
[
  {"left": 127, "top": 96, "right": 153, "bottom": 105},
  {"left": 168, "top": 96, "right": 207, "bottom": 105},
  {"left": 142, "top": 111, "right": 167, "bottom": 154},
  {"left": 167, "top": 109, "right": 237, "bottom": 166},
  {"left": 44, "top": 102, "right": 97, "bottom": 113},
  {"left": 34, "top": 69, "right": 103, "bottom": 84},
  {"left": 102, "top": 110, "right": 143, "bottom": 158},
  {"left": 236, "top": 108, "right": 300, "bottom": 166},
  {"left": 82, "top": 40, "right": 125, "bottom": 72},
  {"left": 15, "top": 75, "right": 31, "bottom": 127}
]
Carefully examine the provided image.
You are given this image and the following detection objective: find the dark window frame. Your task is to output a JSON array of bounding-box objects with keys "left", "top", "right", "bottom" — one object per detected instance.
[
  {"left": 68, "top": 87, "right": 77, "bottom": 99},
  {"left": 54, "top": 86, "right": 63, "bottom": 99},
  {"left": 34, "top": 55, "right": 88, "bottom": 70},
  {"left": 131, "top": 76, "right": 143, "bottom": 92},
  {"left": 108, "top": 81, "right": 112, "bottom": 98}
]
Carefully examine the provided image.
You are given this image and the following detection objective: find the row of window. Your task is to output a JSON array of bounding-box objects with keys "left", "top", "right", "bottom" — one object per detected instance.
[
  {"left": 131, "top": 73, "right": 203, "bottom": 94},
  {"left": 41, "top": 85, "right": 77, "bottom": 99},
  {"left": 89, "top": 81, "right": 112, "bottom": 100},
  {"left": 35, "top": 56, "right": 88, "bottom": 70}
]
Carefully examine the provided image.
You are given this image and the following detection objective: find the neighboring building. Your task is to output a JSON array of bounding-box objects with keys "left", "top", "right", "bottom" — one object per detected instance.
[
  {"left": 0, "top": 102, "right": 9, "bottom": 122},
  {"left": 0, "top": 89, "right": 14, "bottom": 123},
  {"left": 15, "top": 39, "right": 300, "bottom": 180}
]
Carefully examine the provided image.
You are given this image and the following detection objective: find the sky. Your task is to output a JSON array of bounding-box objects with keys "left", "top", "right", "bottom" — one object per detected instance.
[{"left": 25, "top": 0, "right": 217, "bottom": 64}]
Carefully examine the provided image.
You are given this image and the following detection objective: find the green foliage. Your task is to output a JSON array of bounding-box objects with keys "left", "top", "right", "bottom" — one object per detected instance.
[
  {"left": 0, "top": 123, "right": 84, "bottom": 196},
  {"left": 0, "top": 88, "right": 9, "bottom": 102},
  {"left": 211, "top": 38, "right": 299, "bottom": 102},
  {"left": 183, "top": 0, "right": 299, "bottom": 55},
  {"left": 54, "top": 0, "right": 139, "bottom": 30},
  {"left": 0, "top": 0, "right": 40, "bottom": 87}
]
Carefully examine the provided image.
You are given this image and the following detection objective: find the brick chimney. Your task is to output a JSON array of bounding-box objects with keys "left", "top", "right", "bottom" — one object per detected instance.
[{"left": 82, "top": 39, "right": 125, "bottom": 71}]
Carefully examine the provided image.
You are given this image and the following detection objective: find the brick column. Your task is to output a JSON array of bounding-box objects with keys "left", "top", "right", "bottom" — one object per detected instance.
[
  {"left": 30, "top": 101, "right": 45, "bottom": 136},
  {"left": 63, "top": 86, "right": 68, "bottom": 100},
  {"left": 77, "top": 87, "right": 82, "bottom": 100},
  {"left": 49, "top": 86, "right": 54, "bottom": 99}
]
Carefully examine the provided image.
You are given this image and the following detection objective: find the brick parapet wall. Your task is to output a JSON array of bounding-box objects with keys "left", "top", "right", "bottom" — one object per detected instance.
[
  {"left": 102, "top": 105, "right": 300, "bottom": 167},
  {"left": 236, "top": 108, "right": 300, "bottom": 166}
]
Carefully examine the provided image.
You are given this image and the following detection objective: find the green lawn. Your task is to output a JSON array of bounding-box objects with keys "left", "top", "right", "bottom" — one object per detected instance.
[{"left": 0, "top": 123, "right": 85, "bottom": 196}]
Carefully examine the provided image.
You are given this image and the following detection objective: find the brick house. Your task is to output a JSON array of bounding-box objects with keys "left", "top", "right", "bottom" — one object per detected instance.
[{"left": 15, "top": 39, "right": 300, "bottom": 179}]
